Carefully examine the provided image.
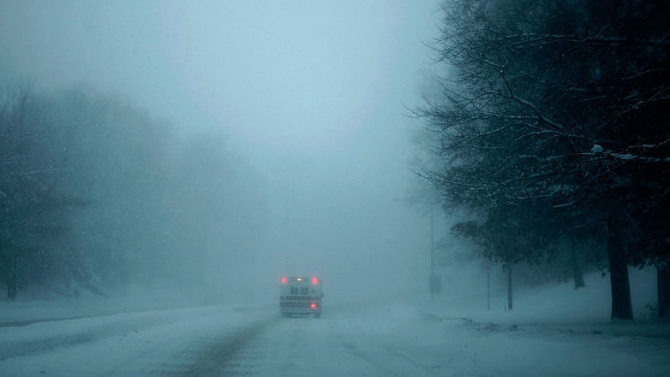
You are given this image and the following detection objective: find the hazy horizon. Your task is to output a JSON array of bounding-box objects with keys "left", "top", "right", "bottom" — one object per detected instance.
[{"left": 0, "top": 0, "right": 447, "bottom": 301}]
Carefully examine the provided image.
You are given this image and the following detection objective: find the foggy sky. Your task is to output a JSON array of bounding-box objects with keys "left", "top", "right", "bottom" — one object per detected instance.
[{"left": 0, "top": 0, "right": 442, "bottom": 300}]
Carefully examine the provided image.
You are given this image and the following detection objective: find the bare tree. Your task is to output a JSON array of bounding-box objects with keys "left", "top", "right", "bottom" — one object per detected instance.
[{"left": 418, "top": 0, "right": 670, "bottom": 320}]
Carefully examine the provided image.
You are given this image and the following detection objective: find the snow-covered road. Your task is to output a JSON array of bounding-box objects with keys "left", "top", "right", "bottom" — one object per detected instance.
[
  {"left": 2, "top": 300, "right": 669, "bottom": 377},
  {"left": 0, "top": 304, "right": 273, "bottom": 376},
  {"left": 227, "top": 304, "right": 670, "bottom": 377}
]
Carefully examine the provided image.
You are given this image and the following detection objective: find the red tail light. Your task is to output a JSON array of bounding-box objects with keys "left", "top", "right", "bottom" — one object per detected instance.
[
  {"left": 310, "top": 302, "right": 317, "bottom": 309},
  {"left": 311, "top": 277, "right": 319, "bottom": 285},
  {"left": 281, "top": 276, "right": 287, "bottom": 284}
]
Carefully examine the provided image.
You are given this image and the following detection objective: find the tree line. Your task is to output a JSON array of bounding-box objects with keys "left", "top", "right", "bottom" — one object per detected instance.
[
  {"left": 417, "top": 0, "right": 669, "bottom": 320},
  {"left": 0, "top": 83, "right": 267, "bottom": 300}
]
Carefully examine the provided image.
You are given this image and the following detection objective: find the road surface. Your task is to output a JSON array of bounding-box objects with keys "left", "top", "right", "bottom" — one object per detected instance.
[{"left": 1, "top": 302, "right": 669, "bottom": 377}]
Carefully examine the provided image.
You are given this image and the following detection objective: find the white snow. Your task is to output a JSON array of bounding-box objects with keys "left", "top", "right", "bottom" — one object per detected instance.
[
  {"left": 591, "top": 144, "right": 604, "bottom": 153},
  {"left": 1, "top": 268, "right": 669, "bottom": 377}
]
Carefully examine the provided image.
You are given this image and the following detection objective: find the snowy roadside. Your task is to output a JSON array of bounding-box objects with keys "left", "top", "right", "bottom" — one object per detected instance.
[
  {"left": 418, "top": 268, "right": 670, "bottom": 340},
  {"left": 1, "top": 276, "right": 669, "bottom": 377},
  {"left": 1, "top": 267, "right": 667, "bottom": 337},
  {"left": 0, "top": 288, "right": 272, "bottom": 328}
]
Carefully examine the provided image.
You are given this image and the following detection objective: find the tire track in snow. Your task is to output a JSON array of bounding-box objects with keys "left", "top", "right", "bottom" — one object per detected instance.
[
  {"left": 0, "top": 306, "right": 225, "bottom": 361},
  {"left": 165, "top": 317, "right": 276, "bottom": 377}
]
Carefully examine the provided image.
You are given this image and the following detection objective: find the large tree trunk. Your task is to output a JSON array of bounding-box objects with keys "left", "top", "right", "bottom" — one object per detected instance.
[
  {"left": 607, "top": 213, "right": 633, "bottom": 320},
  {"left": 570, "top": 242, "right": 585, "bottom": 289},
  {"left": 658, "top": 264, "right": 670, "bottom": 319},
  {"left": 6, "top": 279, "right": 16, "bottom": 300},
  {"left": 7, "top": 250, "right": 18, "bottom": 300},
  {"left": 507, "top": 264, "right": 513, "bottom": 311},
  {"left": 3, "top": 255, "right": 18, "bottom": 300}
]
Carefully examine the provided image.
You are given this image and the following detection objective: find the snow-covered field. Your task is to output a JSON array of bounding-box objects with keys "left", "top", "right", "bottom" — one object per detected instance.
[
  {"left": 427, "top": 267, "right": 663, "bottom": 325},
  {"left": 1, "top": 268, "right": 669, "bottom": 377}
]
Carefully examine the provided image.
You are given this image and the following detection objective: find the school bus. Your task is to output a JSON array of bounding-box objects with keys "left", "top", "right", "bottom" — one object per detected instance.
[{"left": 279, "top": 276, "right": 323, "bottom": 318}]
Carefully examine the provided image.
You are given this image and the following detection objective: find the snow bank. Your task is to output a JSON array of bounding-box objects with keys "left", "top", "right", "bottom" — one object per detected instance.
[{"left": 418, "top": 267, "right": 670, "bottom": 340}]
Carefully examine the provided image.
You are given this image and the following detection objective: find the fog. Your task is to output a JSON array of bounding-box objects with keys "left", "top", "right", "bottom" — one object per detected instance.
[
  {"left": 3, "top": 3, "right": 670, "bottom": 376},
  {"left": 0, "top": 1, "right": 443, "bottom": 303}
]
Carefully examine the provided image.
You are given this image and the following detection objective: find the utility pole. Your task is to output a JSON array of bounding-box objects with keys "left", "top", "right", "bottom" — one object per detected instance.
[
  {"left": 428, "top": 207, "right": 441, "bottom": 300},
  {"left": 487, "top": 263, "right": 491, "bottom": 311},
  {"left": 430, "top": 207, "right": 434, "bottom": 301},
  {"left": 430, "top": 207, "right": 434, "bottom": 274}
]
